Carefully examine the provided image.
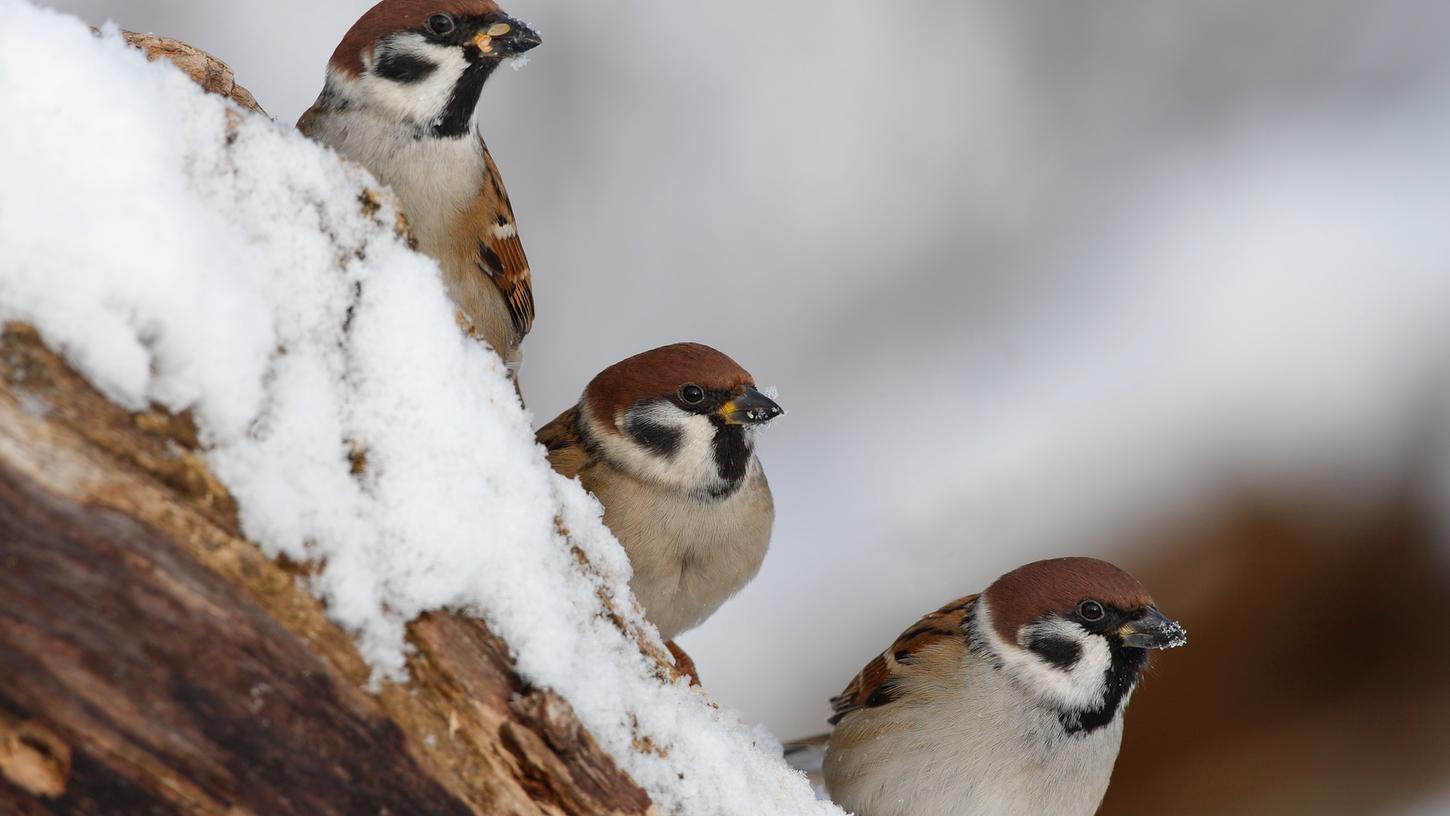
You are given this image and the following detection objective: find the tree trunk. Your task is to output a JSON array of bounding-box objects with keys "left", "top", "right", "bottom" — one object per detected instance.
[{"left": 0, "top": 34, "right": 665, "bottom": 816}]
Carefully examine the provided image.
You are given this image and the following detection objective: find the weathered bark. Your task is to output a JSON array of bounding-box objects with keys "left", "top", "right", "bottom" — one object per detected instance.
[
  {"left": 0, "top": 33, "right": 668, "bottom": 816},
  {"left": 119, "top": 31, "right": 266, "bottom": 116},
  {"left": 0, "top": 323, "right": 659, "bottom": 815}
]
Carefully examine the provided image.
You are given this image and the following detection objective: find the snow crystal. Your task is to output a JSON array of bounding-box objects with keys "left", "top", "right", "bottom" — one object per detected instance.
[{"left": 0, "top": 2, "right": 839, "bottom": 813}]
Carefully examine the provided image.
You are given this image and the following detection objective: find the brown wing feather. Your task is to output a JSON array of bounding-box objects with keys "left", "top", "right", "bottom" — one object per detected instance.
[
  {"left": 473, "top": 141, "right": 534, "bottom": 338},
  {"left": 535, "top": 405, "right": 592, "bottom": 479},
  {"left": 828, "top": 594, "right": 978, "bottom": 725},
  {"left": 296, "top": 103, "right": 321, "bottom": 136}
]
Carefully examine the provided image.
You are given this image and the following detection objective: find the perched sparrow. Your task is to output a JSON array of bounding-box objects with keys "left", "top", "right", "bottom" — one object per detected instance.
[
  {"left": 822, "top": 557, "right": 1186, "bottom": 816},
  {"left": 298, "top": 0, "right": 540, "bottom": 377},
  {"left": 537, "top": 343, "right": 784, "bottom": 645}
]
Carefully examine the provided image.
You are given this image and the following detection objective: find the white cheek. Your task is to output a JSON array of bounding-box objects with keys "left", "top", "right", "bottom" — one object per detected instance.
[
  {"left": 1017, "top": 618, "right": 1113, "bottom": 711},
  {"left": 674, "top": 415, "right": 722, "bottom": 482},
  {"left": 587, "top": 401, "right": 724, "bottom": 493},
  {"left": 357, "top": 35, "right": 471, "bottom": 126},
  {"left": 974, "top": 600, "right": 1112, "bottom": 713}
]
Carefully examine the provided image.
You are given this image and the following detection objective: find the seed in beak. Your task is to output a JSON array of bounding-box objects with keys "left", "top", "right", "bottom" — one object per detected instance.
[{"left": 487, "top": 22, "right": 512, "bottom": 37}]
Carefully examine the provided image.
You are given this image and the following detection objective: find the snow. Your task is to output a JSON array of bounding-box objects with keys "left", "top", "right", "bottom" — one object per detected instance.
[{"left": 0, "top": 2, "right": 840, "bottom": 813}]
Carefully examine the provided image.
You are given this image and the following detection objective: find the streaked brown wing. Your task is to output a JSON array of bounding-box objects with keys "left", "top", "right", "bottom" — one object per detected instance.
[
  {"left": 472, "top": 141, "right": 534, "bottom": 339},
  {"left": 296, "top": 103, "right": 321, "bottom": 136},
  {"left": 828, "top": 594, "right": 977, "bottom": 724},
  {"left": 535, "top": 405, "right": 590, "bottom": 479}
]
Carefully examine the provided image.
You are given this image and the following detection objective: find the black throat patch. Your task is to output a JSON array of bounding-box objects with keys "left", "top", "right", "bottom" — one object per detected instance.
[
  {"left": 705, "top": 422, "right": 751, "bottom": 500},
  {"left": 432, "top": 60, "right": 497, "bottom": 138},
  {"left": 1058, "top": 639, "right": 1148, "bottom": 736}
]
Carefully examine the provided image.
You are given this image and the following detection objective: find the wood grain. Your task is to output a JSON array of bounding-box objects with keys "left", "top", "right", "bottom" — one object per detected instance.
[{"left": 0, "top": 320, "right": 662, "bottom": 815}]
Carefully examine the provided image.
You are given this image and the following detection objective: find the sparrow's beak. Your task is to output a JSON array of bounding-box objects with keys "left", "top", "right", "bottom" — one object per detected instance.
[
  {"left": 473, "top": 17, "right": 542, "bottom": 56},
  {"left": 1118, "top": 607, "right": 1187, "bottom": 650},
  {"left": 718, "top": 388, "right": 784, "bottom": 426}
]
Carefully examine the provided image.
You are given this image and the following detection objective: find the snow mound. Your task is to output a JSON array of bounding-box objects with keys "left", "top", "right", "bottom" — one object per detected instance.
[{"left": 0, "top": 2, "right": 839, "bottom": 812}]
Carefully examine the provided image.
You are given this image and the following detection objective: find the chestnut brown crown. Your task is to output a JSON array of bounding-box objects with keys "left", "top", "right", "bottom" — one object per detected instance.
[
  {"left": 329, "top": 0, "right": 506, "bottom": 76},
  {"left": 583, "top": 343, "right": 756, "bottom": 430},
  {"left": 983, "top": 557, "right": 1155, "bottom": 643}
]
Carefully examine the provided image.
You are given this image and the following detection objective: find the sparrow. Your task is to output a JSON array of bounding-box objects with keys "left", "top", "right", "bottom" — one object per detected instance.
[
  {"left": 298, "top": 0, "right": 540, "bottom": 378},
  {"left": 536, "top": 343, "right": 784, "bottom": 648},
  {"left": 821, "top": 557, "right": 1186, "bottom": 816}
]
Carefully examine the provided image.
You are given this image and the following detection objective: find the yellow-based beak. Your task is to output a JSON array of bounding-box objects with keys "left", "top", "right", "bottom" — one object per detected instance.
[
  {"left": 473, "top": 17, "right": 542, "bottom": 57},
  {"left": 1118, "top": 607, "right": 1188, "bottom": 650},
  {"left": 717, "top": 388, "right": 784, "bottom": 426}
]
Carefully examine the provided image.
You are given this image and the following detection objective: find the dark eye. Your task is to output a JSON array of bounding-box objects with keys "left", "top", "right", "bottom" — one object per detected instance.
[
  {"left": 427, "top": 13, "right": 456, "bottom": 36},
  {"left": 1077, "top": 600, "right": 1105, "bottom": 622},
  {"left": 679, "top": 384, "right": 705, "bottom": 405}
]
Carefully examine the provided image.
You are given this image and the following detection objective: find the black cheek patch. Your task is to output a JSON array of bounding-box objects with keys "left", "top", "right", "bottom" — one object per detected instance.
[
  {"left": 1026, "top": 635, "right": 1082, "bottom": 671},
  {"left": 626, "top": 415, "right": 682, "bottom": 459},
  {"left": 373, "top": 52, "right": 438, "bottom": 84}
]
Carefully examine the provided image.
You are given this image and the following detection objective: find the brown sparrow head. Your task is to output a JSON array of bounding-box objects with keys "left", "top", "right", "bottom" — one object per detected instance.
[
  {"left": 823, "top": 557, "right": 1185, "bottom": 816},
  {"left": 299, "top": 1, "right": 540, "bottom": 378},
  {"left": 537, "top": 343, "right": 783, "bottom": 643},
  {"left": 316, "top": 1, "right": 540, "bottom": 138},
  {"left": 574, "top": 343, "right": 784, "bottom": 499}
]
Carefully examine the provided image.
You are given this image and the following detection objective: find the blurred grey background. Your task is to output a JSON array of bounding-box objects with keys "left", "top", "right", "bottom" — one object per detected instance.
[{"left": 45, "top": 1, "right": 1450, "bottom": 812}]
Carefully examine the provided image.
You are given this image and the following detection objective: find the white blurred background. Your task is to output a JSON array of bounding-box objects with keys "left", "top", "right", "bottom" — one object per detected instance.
[{"left": 44, "top": 1, "right": 1450, "bottom": 812}]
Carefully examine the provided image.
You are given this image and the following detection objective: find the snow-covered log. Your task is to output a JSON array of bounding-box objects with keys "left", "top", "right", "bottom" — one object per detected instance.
[
  {"left": 118, "top": 30, "right": 266, "bottom": 116},
  {"left": 0, "top": 5, "right": 839, "bottom": 814},
  {"left": 0, "top": 323, "right": 653, "bottom": 814},
  {"left": 0, "top": 32, "right": 651, "bottom": 816}
]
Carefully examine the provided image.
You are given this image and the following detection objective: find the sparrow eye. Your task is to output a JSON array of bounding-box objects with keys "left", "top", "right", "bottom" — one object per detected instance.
[
  {"left": 1077, "top": 600, "right": 1105, "bottom": 622},
  {"left": 679, "top": 384, "right": 705, "bottom": 405},
  {"left": 427, "top": 13, "right": 456, "bottom": 36}
]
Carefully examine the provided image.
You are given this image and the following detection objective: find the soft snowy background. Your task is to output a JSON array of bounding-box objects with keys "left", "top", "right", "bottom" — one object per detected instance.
[{"left": 32, "top": 1, "right": 1450, "bottom": 813}]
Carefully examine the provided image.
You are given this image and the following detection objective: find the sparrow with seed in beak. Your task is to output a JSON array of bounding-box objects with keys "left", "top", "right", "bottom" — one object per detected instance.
[
  {"left": 537, "top": 344, "right": 784, "bottom": 666},
  {"left": 820, "top": 557, "right": 1186, "bottom": 816},
  {"left": 299, "top": 1, "right": 541, "bottom": 379}
]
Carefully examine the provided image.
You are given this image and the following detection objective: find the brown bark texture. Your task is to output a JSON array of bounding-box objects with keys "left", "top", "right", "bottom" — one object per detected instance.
[
  {"left": 120, "top": 31, "right": 266, "bottom": 115},
  {"left": 0, "top": 33, "right": 670, "bottom": 816}
]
